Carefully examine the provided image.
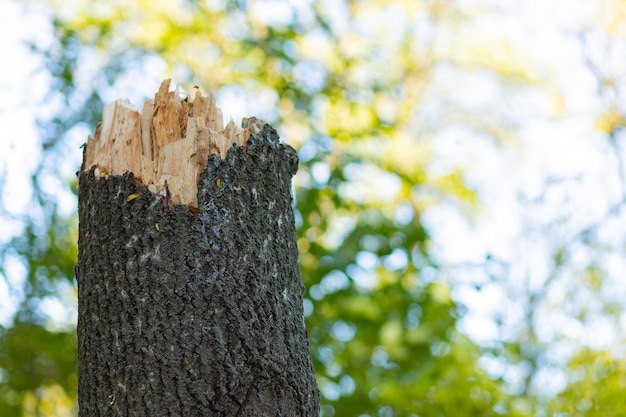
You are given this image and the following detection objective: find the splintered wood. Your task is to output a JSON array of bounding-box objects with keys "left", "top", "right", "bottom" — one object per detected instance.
[{"left": 81, "top": 79, "right": 267, "bottom": 207}]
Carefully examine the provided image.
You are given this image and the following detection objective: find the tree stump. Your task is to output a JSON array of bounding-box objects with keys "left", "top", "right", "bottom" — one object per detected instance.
[{"left": 76, "top": 80, "right": 319, "bottom": 416}]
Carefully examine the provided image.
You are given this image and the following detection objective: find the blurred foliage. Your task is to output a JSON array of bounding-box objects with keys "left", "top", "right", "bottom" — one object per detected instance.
[
  {"left": 547, "top": 348, "right": 626, "bottom": 416},
  {"left": 3, "top": 0, "right": 626, "bottom": 416}
]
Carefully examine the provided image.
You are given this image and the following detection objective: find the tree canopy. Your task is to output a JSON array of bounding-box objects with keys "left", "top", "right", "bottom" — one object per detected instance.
[{"left": 2, "top": 0, "right": 626, "bottom": 416}]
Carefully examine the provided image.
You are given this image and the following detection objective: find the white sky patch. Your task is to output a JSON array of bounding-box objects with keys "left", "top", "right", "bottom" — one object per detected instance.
[
  {"left": 0, "top": 111, "right": 39, "bottom": 216},
  {"left": 383, "top": 248, "right": 408, "bottom": 271},
  {"left": 250, "top": 0, "right": 296, "bottom": 26},
  {"left": 0, "top": 254, "right": 28, "bottom": 326},
  {"left": 339, "top": 163, "right": 402, "bottom": 205},
  {"left": 583, "top": 315, "right": 617, "bottom": 350},
  {"left": 455, "top": 284, "right": 507, "bottom": 343},
  {"left": 311, "top": 162, "right": 330, "bottom": 185},
  {"left": 38, "top": 280, "right": 78, "bottom": 331},
  {"left": 347, "top": 264, "right": 379, "bottom": 292},
  {"left": 0, "top": 277, "right": 10, "bottom": 325},
  {"left": 356, "top": 251, "right": 378, "bottom": 270},
  {"left": 331, "top": 320, "right": 356, "bottom": 342},
  {"left": 394, "top": 200, "right": 414, "bottom": 225},
  {"left": 95, "top": 55, "right": 169, "bottom": 107},
  {"left": 321, "top": 213, "right": 356, "bottom": 250},
  {"left": 422, "top": 202, "right": 487, "bottom": 264},
  {"left": 216, "top": 85, "right": 280, "bottom": 125},
  {"left": 0, "top": 4, "right": 48, "bottom": 223},
  {"left": 318, "top": 0, "right": 350, "bottom": 35},
  {"left": 0, "top": 2, "right": 54, "bottom": 323}
]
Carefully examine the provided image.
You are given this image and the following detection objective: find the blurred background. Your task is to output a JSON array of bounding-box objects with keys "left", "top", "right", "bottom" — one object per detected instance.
[{"left": 1, "top": 0, "right": 626, "bottom": 415}]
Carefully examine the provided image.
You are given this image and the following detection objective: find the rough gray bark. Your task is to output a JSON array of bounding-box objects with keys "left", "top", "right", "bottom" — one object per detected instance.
[{"left": 76, "top": 125, "right": 320, "bottom": 416}]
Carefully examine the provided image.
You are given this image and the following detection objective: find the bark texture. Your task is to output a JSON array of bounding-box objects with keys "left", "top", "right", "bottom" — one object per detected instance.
[{"left": 76, "top": 125, "right": 319, "bottom": 416}]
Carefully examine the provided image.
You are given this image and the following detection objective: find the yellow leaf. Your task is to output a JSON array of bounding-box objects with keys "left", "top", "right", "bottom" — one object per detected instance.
[
  {"left": 126, "top": 193, "right": 140, "bottom": 202},
  {"left": 216, "top": 178, "right": 221, "bottom": 188},
  {"left": 595, "top": 106, "right": 622, "bottom": 134},
  {"left": 155, "top": 223, "right": 160, "bottom": 231}
]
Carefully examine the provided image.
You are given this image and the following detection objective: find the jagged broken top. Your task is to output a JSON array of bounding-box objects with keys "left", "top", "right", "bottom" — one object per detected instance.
[{"left": 81, "top": 79, "right": 267, "bottom": 207}]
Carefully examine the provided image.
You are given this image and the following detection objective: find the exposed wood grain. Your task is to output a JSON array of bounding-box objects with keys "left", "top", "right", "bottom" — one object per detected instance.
[{"left": 82, "top": 79, "right": 266, "bottom": 207}]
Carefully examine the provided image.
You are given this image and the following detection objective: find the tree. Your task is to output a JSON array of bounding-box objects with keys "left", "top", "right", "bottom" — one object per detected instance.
[
  {"left": 7, "top": 0, "right": 626, "bottom": 416},
  {"left": 75, "top": 80, "right": 319, "bottom": 415}
]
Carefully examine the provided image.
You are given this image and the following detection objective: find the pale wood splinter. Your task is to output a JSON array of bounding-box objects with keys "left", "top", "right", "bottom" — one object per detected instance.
[{"left": 81, "top": 79, "right": 267, "bottom": 208}]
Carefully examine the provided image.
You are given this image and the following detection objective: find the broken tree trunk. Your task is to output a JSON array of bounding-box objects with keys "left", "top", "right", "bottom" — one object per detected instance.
[{"left": 76, "top": 80, "right": 320, "bottom": 416}]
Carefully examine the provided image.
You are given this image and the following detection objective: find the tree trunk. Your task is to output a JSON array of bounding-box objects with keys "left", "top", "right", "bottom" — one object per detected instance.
[{"left": 76, "top": 81, "right": 319, "bottom": 416}]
